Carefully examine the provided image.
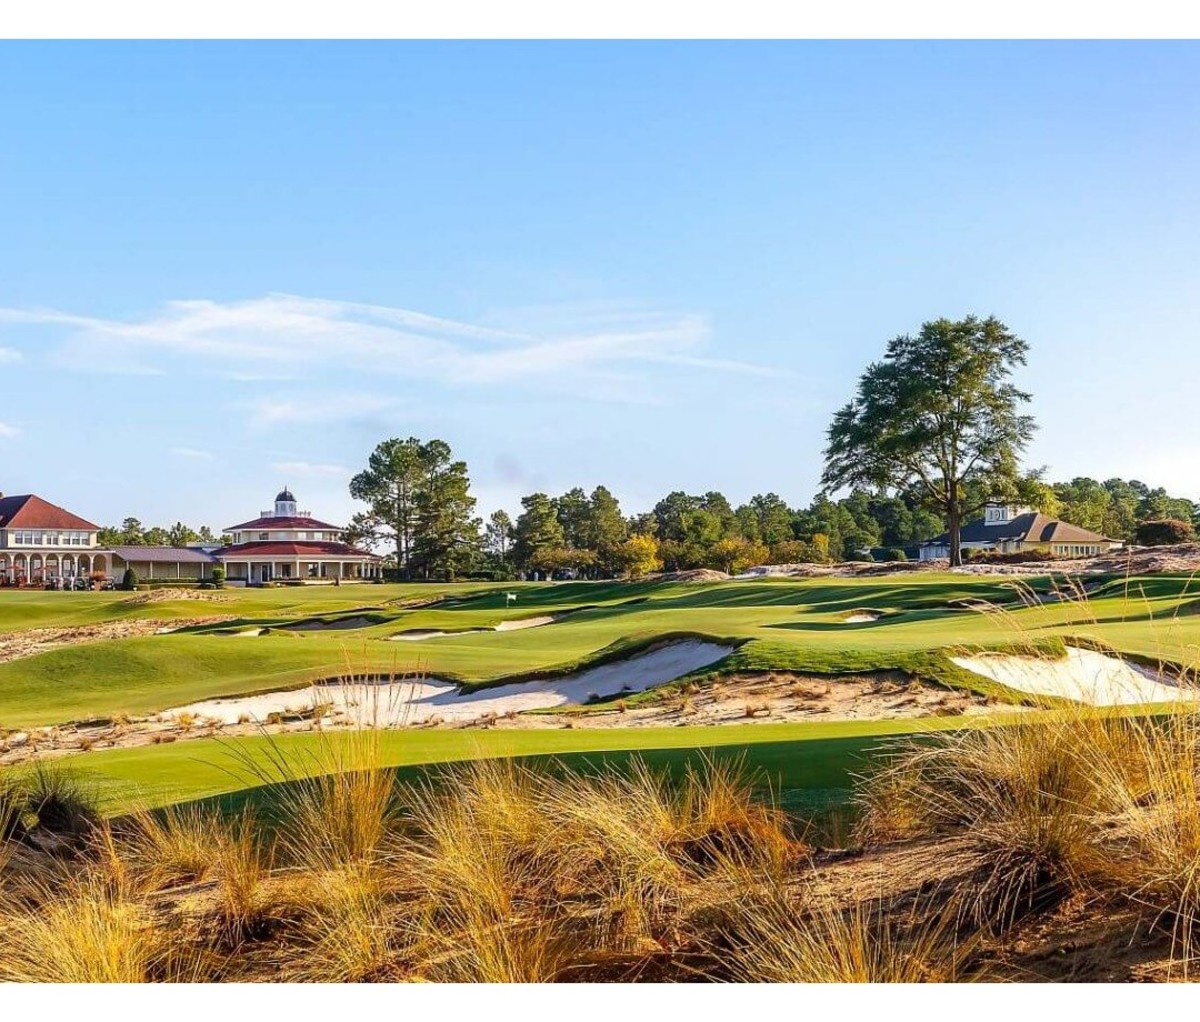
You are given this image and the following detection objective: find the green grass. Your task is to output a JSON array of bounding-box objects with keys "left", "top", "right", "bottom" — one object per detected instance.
[
  {"left": 56, "top": 715, "right": 986, "bottom": 816},
  {"left": 5, "top": 572, "right": 1200, "bottom": 814},
  {"left": 3, "top": 573, "right": 1200, "bottom": 729}
]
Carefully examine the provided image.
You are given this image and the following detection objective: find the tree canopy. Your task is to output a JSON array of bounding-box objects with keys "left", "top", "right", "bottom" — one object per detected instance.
[
  {"left": 822, "top": 315, "right": 1036, "bottom": 565},
  {"left": 349, "top": 437, "right": 480, "bottom": 580}
]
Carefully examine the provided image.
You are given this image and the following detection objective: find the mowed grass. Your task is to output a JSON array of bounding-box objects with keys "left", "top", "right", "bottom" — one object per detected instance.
[
  {"left": 54, "top": 715, "right": 982, "bottom": 816},
  {"left": 2, "top": 573, "right": 1200, "bottom": 728}
]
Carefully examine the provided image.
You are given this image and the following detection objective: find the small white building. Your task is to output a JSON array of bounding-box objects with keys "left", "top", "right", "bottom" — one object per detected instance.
[{"left": 218, "top": 488, "right": 381, "bottom": 584}]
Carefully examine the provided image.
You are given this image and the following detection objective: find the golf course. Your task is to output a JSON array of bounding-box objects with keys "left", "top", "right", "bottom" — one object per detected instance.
[{"left": 3, "top": 570, "right": 1198, "bottom": 813}]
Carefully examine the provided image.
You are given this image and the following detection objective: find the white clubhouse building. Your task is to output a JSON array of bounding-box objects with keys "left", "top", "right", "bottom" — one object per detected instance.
[
  {"left": 0, "top": 488, "right": 380, "bottom": 586},
  {"left": 0, "top": 493, "right": 113, "bottom": 583},
  {"left": 219, "top": 489, "right": 381, "bottom": 584}
]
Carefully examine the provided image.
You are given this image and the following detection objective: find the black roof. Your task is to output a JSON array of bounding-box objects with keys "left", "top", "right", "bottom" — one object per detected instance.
[
  {"left": 275, "top": 488, "right": 295, "bottom": 502},
  {"left": 922, "top": 512, "right": 1115, "bottom": 546}
]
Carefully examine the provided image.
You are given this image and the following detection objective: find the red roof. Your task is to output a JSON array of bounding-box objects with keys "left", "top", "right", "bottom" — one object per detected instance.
[
  {"left": 219, "top": 540, "right": 378, "bottom": 559},
  {"left": 224, "top": 515, "right": 343, "bottom": 532},
  {"left": 0, "top": 494, "right": 99, "bottom": 532}
]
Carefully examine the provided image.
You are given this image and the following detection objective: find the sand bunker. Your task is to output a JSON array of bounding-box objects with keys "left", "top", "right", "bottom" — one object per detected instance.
[
  {"left": 843, "top": 611, "right": 883, "bottom": 624},
  {"left": 951, "top": 646, "right": 1198, "bottom": 706},
  {"left": 495, "top": 615, "right": 555, "bottom": 631},
  {"left": 389, "top": 615, "right": 557, "bottom": 641},
  {"left": 164, "top": 640, "right": 734, "bottom": 726}
]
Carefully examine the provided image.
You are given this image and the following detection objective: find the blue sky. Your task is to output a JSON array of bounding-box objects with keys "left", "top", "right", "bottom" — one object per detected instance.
[{"left": 1, "top": 41, "right": 1198, "bottom": 531}]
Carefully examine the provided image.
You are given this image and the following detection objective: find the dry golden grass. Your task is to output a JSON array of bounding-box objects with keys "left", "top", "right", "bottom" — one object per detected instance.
[
  {"left": 212, "top": 809, "right": 270, "bottom": 943},
  {"left": 283, "top": 864, "right": 406, "bottom": 982},
  {"left": 0, "top": 880, "right": 162, "bottom": 983},
  {"left": 109, "top": 805, "right": 221, "bottom": 891},
  {"left": 859, "top": 714, "right": 1098, "bottom": 921},
  {"left": 722, "top": 888, "right": 977, "bottom": 983}
]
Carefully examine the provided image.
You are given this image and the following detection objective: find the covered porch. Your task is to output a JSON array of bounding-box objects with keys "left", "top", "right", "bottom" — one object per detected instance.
[
  {"left": 221, "top": 558, "right": 381, "bottom": 585},
  {"left": 0, "top": 550, "right": 111, "bottom": 585}
]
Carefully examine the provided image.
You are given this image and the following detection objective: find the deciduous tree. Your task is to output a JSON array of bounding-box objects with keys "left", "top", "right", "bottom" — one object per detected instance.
[{"left": 823, "top": 315, "right": 1035, "bottom": 566}]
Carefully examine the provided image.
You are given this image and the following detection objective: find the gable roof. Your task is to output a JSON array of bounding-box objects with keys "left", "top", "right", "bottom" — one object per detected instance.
[
  {"left": 0, "top": 494, "right": 99, "bottom": 532},
  {"left": 923, "top": 512, "right": 1116, "bottom": 547}
]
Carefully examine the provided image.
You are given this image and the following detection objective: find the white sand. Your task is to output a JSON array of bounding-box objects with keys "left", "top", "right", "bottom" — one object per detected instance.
[
  {"left": 950, "top": 646, "right": 1198, "bottom": 706},
  {"left": 844, "top": 611, "right": 882, "bottom": 624},
  {"left": 389, "top": 615, "right": 557, "bottom": 641},
  {"left": 389, "top": 629, "right": 456, "bottom": 641},
  {"left": 494, "top": 615, "right": 556, "bottom": 631},
  {"left": 165, "top": 640, "right": 735, "bottom": 726}
]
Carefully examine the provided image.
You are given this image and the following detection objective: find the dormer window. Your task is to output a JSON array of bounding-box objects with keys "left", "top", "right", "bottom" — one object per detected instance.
[{"left": 984, "top": 501, "right": 1031, "bottom": 526}]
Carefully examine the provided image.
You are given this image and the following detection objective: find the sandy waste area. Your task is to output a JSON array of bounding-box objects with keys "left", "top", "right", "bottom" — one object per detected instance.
[
  {"left": 164, "top": 640, "right": 734, "bottom": 726},
  {"left": 0, "top": 617, "right": 231, "bottom": 664},
  {"left": 951, "top": 646, "right": 1198, "bottom": 706},
  {"left": 388, "top": 615, "right": 557, "bottom": 641}
]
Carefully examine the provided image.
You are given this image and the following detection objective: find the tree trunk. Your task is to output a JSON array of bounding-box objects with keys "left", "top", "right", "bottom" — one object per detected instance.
[{"left": 948, "top": 506, "right": 962, "bottom": 567}]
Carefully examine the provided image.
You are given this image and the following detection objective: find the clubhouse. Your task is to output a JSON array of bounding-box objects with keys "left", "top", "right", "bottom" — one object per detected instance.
[
  {"left": 918, "top": 501, "right": 1121, "bottom": 561},
  {"left": 0, "top": 488, "right": 381, "bottom": 586}
]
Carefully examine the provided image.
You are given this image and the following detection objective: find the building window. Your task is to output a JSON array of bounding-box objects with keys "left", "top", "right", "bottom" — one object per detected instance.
[{"left": 259, "top": 533, "right": 269, "bottom": 541}]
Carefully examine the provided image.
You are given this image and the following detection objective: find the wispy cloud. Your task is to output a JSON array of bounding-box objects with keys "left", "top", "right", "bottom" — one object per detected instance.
[
  {"left": 0, "top": 293, "right": 782, "bottom": 395},
  {"left": 272, "top": 460, "right": 351, "bottom": 478},
  {"left": 0, "top": 422, "right": 22, "bottom": 439},
  {"left": 171, "top": 446, "right": 215, "bottom": 461},
  {"left": 244, "top": 393, "right": 399, "bottom": 427},
  {"left": 0, "top": 347, "right": 21, "bottom": 363}
]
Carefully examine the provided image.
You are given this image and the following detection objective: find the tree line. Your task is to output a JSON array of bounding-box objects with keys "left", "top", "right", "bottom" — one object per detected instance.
[
  {"left": 96, "top": 519, "right": 222, "bottom": 547},
  {"left": 347, "top": 436, "right": 1199, "bottom": 581},
  {"left": 96, "top": 317, "right": 1198, "bottom": 575}
]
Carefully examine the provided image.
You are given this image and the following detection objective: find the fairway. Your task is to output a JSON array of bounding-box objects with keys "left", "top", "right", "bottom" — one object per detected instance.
[
  {"left": 2, "top": 573, "right": 1199, "bottom": 729},
  {"left": 57, "top": 715, "right": 978, "bottom": 815},
  {"left": 3, "top": 572, "right": 1199, "bottom": 811}
]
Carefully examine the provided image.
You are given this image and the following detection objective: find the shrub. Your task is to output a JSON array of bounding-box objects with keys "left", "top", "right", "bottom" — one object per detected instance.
[
  {"left": 878, "top": 548, "right": 908, "bottom": 562},
  {"left": 1136, "top": 518, "right": 1195, "bottom": 546},
  {"left": 23, "top": 764, "right": 102, "bottom": 842},
  {"left": 121, "top": 567, "right": 138, "bottom": 591},
  {"left": 965, "top": 549, "right": 1057, "bottom": 565},
  {"left": 211, "top": 566, "right": 226, "bottom": 588}
]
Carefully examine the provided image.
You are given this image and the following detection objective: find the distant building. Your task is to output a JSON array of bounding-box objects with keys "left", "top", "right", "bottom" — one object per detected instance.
[
  {"left": 0, "top": 487, "right": 380, "bottom": 586},
  {"left": 0, "top": 493, "right": 109, "bottom": 583},
  {"left": 917, "top": 501, "right": 1122, "bottom": 561},
  {"left": 219, "top": 489, "right": 380, "bottom": 584}
]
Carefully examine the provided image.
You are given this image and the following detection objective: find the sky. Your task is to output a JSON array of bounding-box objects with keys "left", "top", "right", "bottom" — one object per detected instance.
[{"left": 1, "top": 41, "right": 1198, "bottom": 532}]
